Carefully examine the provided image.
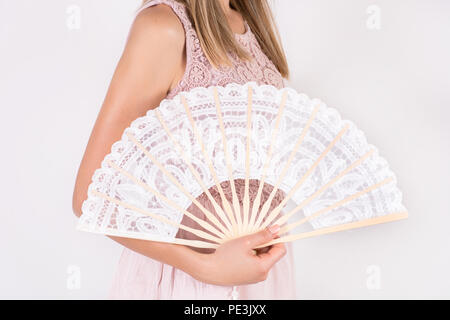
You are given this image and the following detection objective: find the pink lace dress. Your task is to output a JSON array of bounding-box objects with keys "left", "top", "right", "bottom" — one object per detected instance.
[{"left": 108, "top": 0, "right": 297, "bottom": 300}]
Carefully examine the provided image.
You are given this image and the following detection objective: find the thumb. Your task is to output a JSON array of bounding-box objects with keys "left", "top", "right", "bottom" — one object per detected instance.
[{"left": 238, "top": 225, "right": 280, "bottom": 250}]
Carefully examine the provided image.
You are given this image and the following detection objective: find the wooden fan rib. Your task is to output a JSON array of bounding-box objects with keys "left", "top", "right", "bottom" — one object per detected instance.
[
  {"left": 242, "top": 85, "right": 253, "bottom": 232},
  {"left": 255, "top": 211, "right": 408, "bottom": 248},
  {"left": 91, "top": 189, "right": 223, "bottom": 244},
  {"left": 154, "top": 108, "right": 234, "bottom": 238},
  {"left": 212, "top": 87, "right": 243, "bottom": 234},
  {"left": 261, "top": 148, "right": 376, "bottom": 230},
  {"left": 278, "top": 176, "right": 394, "bottom": 234},
  {"left": 78, "top": 222, "right": 219, "bottom": 249},
  {"left": 251, "top": 103, "right": 321, "bottom": 232},
  {"left": 106, "top": 159, "right": 224, "bottom": 241},
  {"left": 247, "top": 90, "right": 289, "bottom": 232},
  {"left": 126, "top": 131, "right": 229, "bottom": 238},
  {"left": 254, "top": 123, "right": 351, "bottom": 231},
  {"left": 180, "top": 94, "right": 239, "bottom": 236}
]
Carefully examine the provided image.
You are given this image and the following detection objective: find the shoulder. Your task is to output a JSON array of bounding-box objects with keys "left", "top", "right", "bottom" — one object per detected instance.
[
  {"left": 113, "top": 2, "right": 188, "bottom": 102},
  {"left": 130, "top": 3, "right": 185, "bottom": 45}
]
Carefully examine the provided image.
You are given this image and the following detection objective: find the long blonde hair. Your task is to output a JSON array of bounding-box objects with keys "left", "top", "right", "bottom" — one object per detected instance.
[{"left": 139, "top": 0, "right": 289, "bottom": 79}]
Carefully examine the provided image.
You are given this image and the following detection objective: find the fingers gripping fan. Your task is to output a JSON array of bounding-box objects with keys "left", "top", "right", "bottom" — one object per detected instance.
[{"left": 77, "top": 82, "right": 408, "bottom": 249}]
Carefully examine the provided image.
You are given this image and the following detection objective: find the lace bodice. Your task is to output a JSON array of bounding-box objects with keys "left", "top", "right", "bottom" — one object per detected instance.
[{"left": 136, "top": 0, "right": 286, "bottom": 99}]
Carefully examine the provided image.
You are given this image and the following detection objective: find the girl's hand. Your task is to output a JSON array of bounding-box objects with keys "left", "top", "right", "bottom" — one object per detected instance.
[{"left": 195, "top": 225, "right": 286, "bottom": 286}]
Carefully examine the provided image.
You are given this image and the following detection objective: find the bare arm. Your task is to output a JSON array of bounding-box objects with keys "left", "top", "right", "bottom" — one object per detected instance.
[
  {"left": 72, "top": 5, "right": 286, "bottom": 286},
  {"left": 72, "top": 6, "right": 184, "bottom": 216}
]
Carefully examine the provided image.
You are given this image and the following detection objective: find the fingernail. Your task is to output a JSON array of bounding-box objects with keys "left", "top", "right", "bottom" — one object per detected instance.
[{"left": 268, "top": 224, "right": 280, "bottom": 234}]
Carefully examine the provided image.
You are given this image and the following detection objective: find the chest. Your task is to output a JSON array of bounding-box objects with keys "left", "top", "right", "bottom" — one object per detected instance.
[{"left": 167, "top": 28, "right": 284, "bottom": 99}]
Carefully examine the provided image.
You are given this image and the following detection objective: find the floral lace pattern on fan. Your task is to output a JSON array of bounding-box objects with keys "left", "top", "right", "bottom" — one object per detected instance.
[{"left": 78, "top": 82, "right": 406, "bottom": 247}]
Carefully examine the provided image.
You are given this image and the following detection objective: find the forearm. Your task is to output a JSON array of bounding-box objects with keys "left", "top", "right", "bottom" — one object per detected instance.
[
  {"left": 73, "top": 197, "right": 212, "bottom": 282},
  {"left": 108, "top": 235, "right": 211, "bottom": 282}
]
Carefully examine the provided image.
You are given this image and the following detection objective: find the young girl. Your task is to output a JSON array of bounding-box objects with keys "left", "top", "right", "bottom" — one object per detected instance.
[{"left": 72, "top": 0, "right": 297, "bottom": 299}]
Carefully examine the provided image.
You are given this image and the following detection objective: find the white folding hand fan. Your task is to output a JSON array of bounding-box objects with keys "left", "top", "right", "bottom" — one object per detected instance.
[{"left": 77, "top": 81, "right": 408, "bottom": 249}]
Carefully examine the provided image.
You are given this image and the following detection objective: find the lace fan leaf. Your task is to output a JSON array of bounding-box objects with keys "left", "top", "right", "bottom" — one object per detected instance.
[{"left": 77, "top": 81, "right": 408, "bottom": 248}]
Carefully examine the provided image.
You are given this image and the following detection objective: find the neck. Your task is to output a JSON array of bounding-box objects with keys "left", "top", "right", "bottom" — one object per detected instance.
[{"left": 219, "top": 0, "right": 233, "bottom": 15}]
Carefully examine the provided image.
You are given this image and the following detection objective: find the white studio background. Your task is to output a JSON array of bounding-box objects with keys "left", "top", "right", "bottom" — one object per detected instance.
[{"left": 0, "top": 0, "right": 449, "bottom": 299}]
